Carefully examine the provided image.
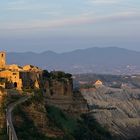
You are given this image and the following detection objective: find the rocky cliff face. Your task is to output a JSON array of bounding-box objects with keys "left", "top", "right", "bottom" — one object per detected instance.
[
  {"left": 45, "top": 79, "right": 73, "bottom": 97},
  {"left": 81, "top": 86, "right": 140, "bottom": 140},
  {"left": 44, "top": 79, "right": 88, "bottom": 113}
]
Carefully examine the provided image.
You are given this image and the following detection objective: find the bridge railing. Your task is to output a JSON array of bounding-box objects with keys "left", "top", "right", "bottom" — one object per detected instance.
[{"left": 6, "top": 96, "right": 30, "bottom": 140}]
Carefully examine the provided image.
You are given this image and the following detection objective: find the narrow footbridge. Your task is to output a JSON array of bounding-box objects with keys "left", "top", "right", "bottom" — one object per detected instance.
[{"left": 6, "top": 96, "right": 30, "bottom": 140}]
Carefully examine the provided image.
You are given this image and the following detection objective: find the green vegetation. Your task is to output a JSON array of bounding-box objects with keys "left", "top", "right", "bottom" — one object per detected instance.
[
  {"left": 0, "top": 127, "right": 8, "bottom": 140},
  {"left": 46, "top": 106, "right": 77, "bottom": 135},
  {"left": 0, "top": 94, "right": 8, "bottom": 140},
  {"left": 0, "top": 93, "right": 21, "bottom": 116},
  {"left": 0, "top": 89, "right": 23, "bottom": 140},
  {"left": 80, "top": 114, "right": 111, "bottom": 140},
  {"left": 3, "top": 94, "right": 22, "bottom": 111},
  {"left": 0, "top": 78, "right": 6, "bottom": 83},
  {"left": 42, "top": 70, "right": 72, "bottom": 87},
  {"left": 13, "top": 97, "right": 64, "bottom": 140},
  {"left": 14, "top": 106, "right": 48, "bottom": 140},
  {"left": 13, "top": 92, "right": 112, "bottom": 140},
  {"left": 80, "top": 84, "right": 95, "bottom": 89},
  {"left": 42, "top": 70, "right": 73, "bottom": 96},
  {"left": 131, "top": 76, "right": 140, "bottom": 88},
  {"left": 30, "top": 89, "right": 44, "bottom": 103},
  {"left": 0, "top": 89, "right": 21, "bottom": 114},
  {"left": 46, "top": 106, "right": 112, "bottom": 140},
  {"left": 43, "top": 70, "right": 72, "bottom": 80}
]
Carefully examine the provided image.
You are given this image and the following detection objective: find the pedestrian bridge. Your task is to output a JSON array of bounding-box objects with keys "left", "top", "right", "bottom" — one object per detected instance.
[{"left": 6, "top": 96, "right": 30, "bottom": 140}]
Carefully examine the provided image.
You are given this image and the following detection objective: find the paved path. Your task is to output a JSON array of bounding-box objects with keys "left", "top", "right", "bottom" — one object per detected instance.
[{"left": 6, "top": 96, "right": 30, "bottom": 140}]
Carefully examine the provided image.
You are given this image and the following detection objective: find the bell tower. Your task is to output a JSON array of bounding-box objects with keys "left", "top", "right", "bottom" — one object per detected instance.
[{"left": 0, "top": 52, "right": 6, "bottom": 69}]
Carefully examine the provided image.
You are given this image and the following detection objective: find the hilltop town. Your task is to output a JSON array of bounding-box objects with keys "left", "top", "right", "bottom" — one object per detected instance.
[
  {"left": 2, "top": 51, "right": 140, "bottom": 140},
  {"left": 0, "top": 51, "right": 111, "bottom": 140},
  {"left": 0, "top": 51, "right": 104, "bottom": 140},
  {"left": 0, "top": 51, "right": 42, "bottom": 90}
]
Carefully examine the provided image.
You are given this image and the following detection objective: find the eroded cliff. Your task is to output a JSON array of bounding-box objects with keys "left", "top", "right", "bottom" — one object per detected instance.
[{"left": 81, "top": 86, "right": 140, "bottom": 140}]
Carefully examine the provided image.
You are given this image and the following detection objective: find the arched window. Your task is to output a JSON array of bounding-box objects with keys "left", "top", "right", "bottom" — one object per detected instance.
[{"left": 14, "top": 82, "right": 17, "bottom": 88}]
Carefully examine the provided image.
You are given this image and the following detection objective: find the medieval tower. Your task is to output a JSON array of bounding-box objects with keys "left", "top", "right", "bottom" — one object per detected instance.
[{"left": 0, "top": 52, "right": 6, "bottom": 69}]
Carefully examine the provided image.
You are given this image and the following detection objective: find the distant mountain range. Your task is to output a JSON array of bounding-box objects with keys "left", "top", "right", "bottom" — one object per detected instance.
[{"left": 7, "top": 47, "right": 140, "bottom": 75}]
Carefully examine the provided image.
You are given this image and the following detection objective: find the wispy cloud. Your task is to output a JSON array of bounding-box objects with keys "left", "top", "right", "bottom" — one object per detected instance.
[
  {"left": 6, "top": 0, "right": 48, "bottom": 11},
  {"left": 8, "top": 0, "right": 27, "bottom": 5},
  {"left": 89, "top": 0, "right": 120, "bottom": 4},
  {"left": 0, "top": 11, "right": 139, "bottom": 32},
  {"left": 1, "top": 0, "right": 61, "bottom": 18}
]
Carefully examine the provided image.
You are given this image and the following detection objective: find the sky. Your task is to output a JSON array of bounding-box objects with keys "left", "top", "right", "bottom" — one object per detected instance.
[{"left": 0, "top": 0, "right": 140, "bottom": 53}]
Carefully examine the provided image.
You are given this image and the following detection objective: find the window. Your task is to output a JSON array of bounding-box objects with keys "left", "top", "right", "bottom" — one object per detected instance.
[{"left": 14, "top": 82, "right": 17, "bottom": 88}]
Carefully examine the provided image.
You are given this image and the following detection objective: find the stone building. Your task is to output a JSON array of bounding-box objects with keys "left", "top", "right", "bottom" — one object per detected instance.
[
  {"left": 0, "top": 52, "right": 6, "bottom": 69},
  {"left": 94, "top": 80, "right": 103, "bottom": 88},
  {"left": 0, "top": 51, "right": 42, "bottom": 90}
]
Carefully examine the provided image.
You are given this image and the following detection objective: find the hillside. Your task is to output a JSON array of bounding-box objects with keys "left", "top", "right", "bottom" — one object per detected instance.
[
  {"left": 81, "top": 86, "right": 140, "bottom": 140},
  {"left": 13, "top": 92, "right": 112, "bottom": 140},
  {"left": 7, "top": 47, "right": 140, "bottom": 74},
  {"left": 0, "top": 89, "right": 23, "bottom": 140}
]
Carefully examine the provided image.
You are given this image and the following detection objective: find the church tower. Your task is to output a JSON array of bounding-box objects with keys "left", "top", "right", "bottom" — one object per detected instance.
[{"left": 0, "top": 52, "right": 6, "bottom": 69}]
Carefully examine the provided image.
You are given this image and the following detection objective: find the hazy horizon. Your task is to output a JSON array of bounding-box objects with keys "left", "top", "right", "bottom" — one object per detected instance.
[
  {"left": 1, "top": 46, "right": 140, "bottom": 54},
  {"left": 0, "top": 0, "right": 140, "bottom": 52}
]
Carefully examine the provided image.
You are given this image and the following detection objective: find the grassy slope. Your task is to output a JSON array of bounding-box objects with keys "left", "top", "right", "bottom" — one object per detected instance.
[{"left": 13, "top": 94, "right": 112, "bottom": 140}]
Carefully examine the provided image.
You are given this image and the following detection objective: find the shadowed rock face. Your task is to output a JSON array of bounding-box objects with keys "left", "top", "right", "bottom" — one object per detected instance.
[
  {"left": 44, "top": 79, "right": 88, "bottom": 113},
  {"left": 45, "top": 79, "right": 73, "bottom": 97},
  {"left": 81, "top": 87, "right": 140, "bottom": 139}
]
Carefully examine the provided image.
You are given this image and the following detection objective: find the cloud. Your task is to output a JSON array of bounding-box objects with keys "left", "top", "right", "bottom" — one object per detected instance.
[
  {"left": 2, "top": 0, "right": 54, "bottom": 12},
  {"left": 89, "top": 0, "right": 120, "bottom": 4},
  {"left": 8, "top": 0, "right": 27, "bottom": 5},
  {"left": 0, "top": 11, "right": 139, "bottom": 32}
]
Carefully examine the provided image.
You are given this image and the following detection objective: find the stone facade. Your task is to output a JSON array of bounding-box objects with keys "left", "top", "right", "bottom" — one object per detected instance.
[
  {"left": 0, "top": 51, "right": 42, "bottom": 90},
  {"left": 0, "top": 52, "right": 6, "bottom": 69}
]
